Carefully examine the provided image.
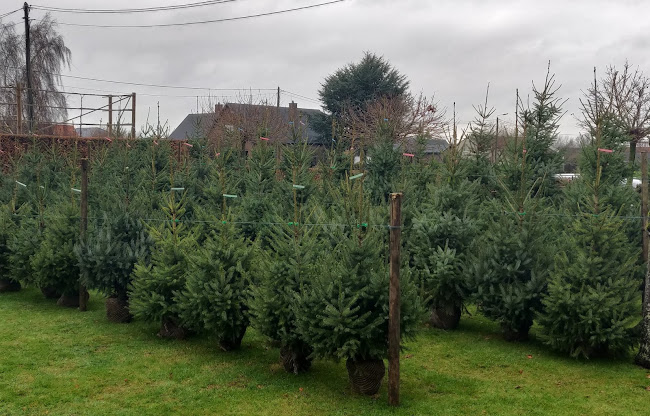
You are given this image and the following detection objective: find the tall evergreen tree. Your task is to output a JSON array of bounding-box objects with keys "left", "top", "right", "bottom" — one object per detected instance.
[
  {"left": 499, "top": 66, "right": 564, "bottom": 198},
  {"left": 539, "top": 119, "right": 641, "bottom": 358}
]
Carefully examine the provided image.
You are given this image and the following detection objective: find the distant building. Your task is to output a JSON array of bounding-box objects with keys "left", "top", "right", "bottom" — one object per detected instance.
[{"left": 170, "top": 102, "right": 325, "bottom": 154}]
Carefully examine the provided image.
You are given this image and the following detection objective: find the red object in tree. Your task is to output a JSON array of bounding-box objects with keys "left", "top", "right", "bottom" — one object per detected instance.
[
  {"left": 598, "top": 148, "right": 613, "bottom": 153},
  {"left": 184, "top": 142, "right": 193, "bottom": 148},
  {"left": 260, "top": 137, "right": 269, "bottom": 141},
  {"left": 402, "top": 153, "right": 415, "bottom": 157}
]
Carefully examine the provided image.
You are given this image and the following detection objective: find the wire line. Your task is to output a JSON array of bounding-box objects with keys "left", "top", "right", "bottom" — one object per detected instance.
[
  {"left": 38, "top": 0, "right": 347, "bottom": 28},
  {"left": 31, "top": 0, "right": 244, "bottom": 14}
]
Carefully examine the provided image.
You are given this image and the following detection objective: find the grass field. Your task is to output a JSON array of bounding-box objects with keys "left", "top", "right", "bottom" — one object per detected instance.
[{"left": 1, "top": 288, "right": 649, "bottom": 416}]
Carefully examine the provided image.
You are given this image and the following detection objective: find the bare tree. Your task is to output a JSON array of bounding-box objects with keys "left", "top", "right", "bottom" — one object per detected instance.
[
  {"left": 343, "top": 93, "right": 445, "bottom": 150},
  {"left": 0, "top": 14, "right": 71, "bottom": 130},
  {"left": 582, "top": 62, "right": 650, "bottom": 184}
]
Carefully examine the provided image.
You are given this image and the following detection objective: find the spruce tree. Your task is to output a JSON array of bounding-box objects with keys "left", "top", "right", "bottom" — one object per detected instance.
[
  {"left": 296, "top": 228, "right": 422, "bottom": 395},
  {"left": 76, "top": 211, "right": 153, "bottom": 322},
  {"left": 365, "top": 121, "right": 401, "bottom": 204},
  {"left": 7, "top": 205, "right": 42, "bottom": 288},
  {"left": 472, "top": 143, "right": 552, "bottom": 341},
  {"left": 31, "top": 200, "right": 82, "bottom": 304},
  {"left": 0, "top": 204, "right": 20, "bottom": 293},
  {"left": 539, "top": 124, "right": 641, "bottom": 358},
  {"left": 409, "top": 177, "right": 479, "bottom": 329},
  {"left": 177, "top": 220, "right": 255, "bottom": 351},
  {"left": 250, "top": 221, "right": 320, "bottom": 374},
  {"left": 129, "top": 193, "right": 196, "bottom": 338},
  {"left": 499, "top": 66, "right": 563, "bottom": 198}
]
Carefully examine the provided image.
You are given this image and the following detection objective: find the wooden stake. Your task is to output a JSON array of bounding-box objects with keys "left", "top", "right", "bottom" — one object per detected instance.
[
  {"left": 79, "top": 158, "right": 89, "bottom": 312},
  {"left": 108, "top": 95, "right": 113, "bottom": 138},
  {"left": 642, "top": 150, "right": 649, "bottom": 313},
  {"left": 131, "top": 92, "right": 136, "bottom": 139},
  {"left": 388, "top": 192, "right": 402, "bottom": 406}
]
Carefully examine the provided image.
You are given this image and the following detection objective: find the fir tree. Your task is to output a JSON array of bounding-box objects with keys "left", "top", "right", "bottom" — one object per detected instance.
[
  {"left": 365, "top": 121, "right": 401, "bottom": 204},
  {"left": 499, "top": 66, "right": 564, "bottom": 198},
  {"left": 177, "top": 220, "right": 255, "bottom": 351},
  {"left": 0, "top": 204, "right": 20, "bottom": 292},
  {"left": 472, "top": 206, "right": 550, "bottom": 341},
  {"left": 7, "top": 205, "right": 42, "bottom": 288},
  {"left": 76, "top": 211, "right": 153, "bottom": 321},
  {"left": 295, "top": 228, "right": 422, "bottom": 394},
  {"left": 31, "top": 200, "right": 81, "bottom": 302},
  {"left": 408, "top": 141, "right": 481, "bottom": 329},
  {"left": 250, "top": 222, "right": 320, "bottom": 374},
  {"left": 129, "top": 193, "right": 196, "bottom": 338},
  {"left": 539, "top": 123, "right": 641, "bottom": 358}
]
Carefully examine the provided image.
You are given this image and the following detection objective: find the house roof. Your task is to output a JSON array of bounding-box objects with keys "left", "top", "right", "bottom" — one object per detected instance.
[
  {"left": 169, "top": 103, "right": 325, "bottom": 145},
  {"left": 169, "top": 113, "right": 212, "bottom": 140},
  {"left": 396, "top": 137, "right": 449, "bottom": 154}
]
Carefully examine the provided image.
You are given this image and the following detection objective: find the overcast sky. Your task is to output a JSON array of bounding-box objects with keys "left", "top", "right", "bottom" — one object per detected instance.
[{"left": 2, "top": 0, "right": 650, "bottom": 138}]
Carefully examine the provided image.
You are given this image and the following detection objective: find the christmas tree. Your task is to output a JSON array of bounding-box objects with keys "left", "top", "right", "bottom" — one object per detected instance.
[
  {"left": 129, "top": 193, "right": 196, "bottom": 338},
  {"left": 77, "top": 211, "right": 153, "bottom": 322},
  {"left": 31, "top": 200, "right": 82, "bottom": 305},
  {"left": 178, "top": 219, "right": 255, "bottom": 351},
  {"left": 296, "top": 228, "right": 422, "bottom": 395},
  {"left": 539, "top": 129, "right": 641, "bottom": 358},
  {"left": 250, "top": 221, "right": 320, "bottom": 374}
]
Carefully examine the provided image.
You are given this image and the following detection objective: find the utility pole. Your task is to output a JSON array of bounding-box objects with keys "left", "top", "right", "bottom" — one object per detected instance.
[
  {"left": 23, "top": 2, "right": 34, "bottom": 133},
  {"left": 16, "top": 84, "right": 23, "bottom": 134},
  {"left": 277, "top": 86, "right": 280, "bottom": 108}
]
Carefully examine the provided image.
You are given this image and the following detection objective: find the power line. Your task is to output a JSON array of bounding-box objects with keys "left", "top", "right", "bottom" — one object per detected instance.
[
  {"left": 2, "top": 64, "right": 276, "bottom": 91},
  {"left": 281, "top": 89, "right": 321, "bottom": 104},
  {"left": 0, "top": 8, "right": 22, "bottom": 20},
  {"left": 31, "top": 0, "right": 244, "bottom": 14},
  {"left": 37, "top": 0, "right": 347, "bottom": 28}
]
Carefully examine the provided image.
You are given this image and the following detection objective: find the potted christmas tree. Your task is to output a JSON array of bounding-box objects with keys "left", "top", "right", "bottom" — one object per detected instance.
[
  {"left": 178, "top": 219, "right": 255, "bottom": 351},
  {"left": 129, "top": 194, "right": 195, "bottom": 339},
  {"left": 296, "top": 229, "right": 422, "bottom": 395},
  {"left": 77, "top": 211, "right": 153, "bottom": 322}
]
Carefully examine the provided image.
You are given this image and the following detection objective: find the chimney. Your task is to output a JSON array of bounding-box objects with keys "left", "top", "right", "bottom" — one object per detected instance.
[
  {"left": 214, "top": 104, "right": 223, "bottom": 114},
  {"left": 288, "top": 101, "right": 298, "bottom": 125}
]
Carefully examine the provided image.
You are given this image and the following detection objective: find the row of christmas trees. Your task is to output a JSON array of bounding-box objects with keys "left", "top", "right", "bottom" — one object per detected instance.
[{"left": 1, "top": 81, "right": 650, "bottom": 390}]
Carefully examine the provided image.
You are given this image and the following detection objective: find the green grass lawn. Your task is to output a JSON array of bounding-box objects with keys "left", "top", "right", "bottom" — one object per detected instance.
[{"left": 1, "top": 288, "right": 649, "bottom": 416}]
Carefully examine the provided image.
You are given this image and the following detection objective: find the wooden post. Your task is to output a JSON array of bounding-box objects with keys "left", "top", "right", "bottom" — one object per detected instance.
[
  {"left": 79, "top": 158, "right": 89, "bottom": 312},
  {"left": 131, "top": 92, "right": 136, "bottom": 139},
  {"left": 642, "top": 151, "right": 649, "bottom": 313},
  {"left": 108, "top": 95, "right": 113, "bottom": 138},
  {"left": 388, "top": 192, "right": 402, "bottom": 406},
  {"left": 16, "top": 83, "right": 23, "bottom": 134}
]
